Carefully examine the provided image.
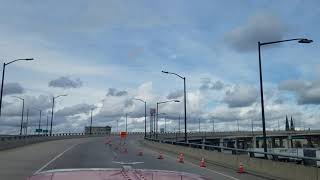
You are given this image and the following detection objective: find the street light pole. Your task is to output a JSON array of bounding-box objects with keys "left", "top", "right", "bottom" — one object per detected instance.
[
  {"left": 257, "top": 38, "right": 313, "bottom": 158},
  {"left": 90, "top": 109, "right": 93, "bottom": 135},
  {"left": 46, "top": 114, "right": 49, "bottom": 135},
  {"left": 156, "top": 100, "right": 180, "bottom": 139},
  {"left": 126, "top": 114, "right": 129, "bottom": 132},
  {"left": 38, "top": 110, "right": 42, "bottom": 135},
  {"left": 0, "top": 58, "right": 34, "bottom": 118},
  {"left": 178, "top": 114, "right": 181, "bottom": 133},
  {"left": 133, "top": 98, "right": 147, "bottom": 138},
  {"left": 212, "top": 119, "right": 214, "bottom": 133},
  {"left": 12, "top": 96, "right": 24, "bottom": 135},
  {"left": 162, "top": 70, "right": 187, "bottom": 142},
  {"left": 25, "top": 109, "right": 29, "bottom": 135},
  {"left": 50, "top": 94, "right": 67, "bottom": 136}
]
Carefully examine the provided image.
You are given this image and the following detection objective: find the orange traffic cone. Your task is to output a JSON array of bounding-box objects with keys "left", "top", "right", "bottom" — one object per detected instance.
[
  {"left": 178, "top": 153, "right": 184, "bottom": 163},
  {"left": 138, "top": 150, "right": 143, "bottom": 156},
  {"left": 238, "top": 161, "right": 244, "bottom": 173},
  {"left": 200, "top": 157, "right": 206, "bottom": 167},
  {"left": 158, "top": 152, "right": 164, "bottom": 159}
]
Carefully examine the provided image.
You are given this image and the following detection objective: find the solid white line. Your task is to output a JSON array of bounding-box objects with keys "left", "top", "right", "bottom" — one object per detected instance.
[
  {"left": 34, "top": 143, "right": 79, "bottom": 174},
  {"left": 183, "top": 159, "right": 240, "bottom": 180},
  {"left": 112, "top": 150, "right": 118, "bottom": 156},
  {"left": 146, "top": 148, "right": 240, "bottom": 180}
]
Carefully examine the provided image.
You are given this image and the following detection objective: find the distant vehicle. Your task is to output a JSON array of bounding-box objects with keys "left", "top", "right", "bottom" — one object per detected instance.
[{"left": 28, "top": 168, "right": 208, "bottom": 180}]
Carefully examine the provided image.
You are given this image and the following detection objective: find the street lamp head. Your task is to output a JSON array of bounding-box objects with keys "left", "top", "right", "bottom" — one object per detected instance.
[
  {"left": 298, "top": 39, "right": 313, "bottom": 44},
  {"left": 174, "top": 100, "right": 180, "bottom": 102},
  {"left": 25, "top": 58, "right": 34, "bottom": 61},
  {"left": 161, "top": 70, "right": 169, "bottom": 74}
]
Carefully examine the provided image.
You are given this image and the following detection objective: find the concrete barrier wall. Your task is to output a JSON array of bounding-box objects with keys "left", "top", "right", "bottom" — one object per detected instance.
[
  {"left": 0, "top": 134, "right": 107, "bottom": 151},
  {"left": 143, "top": 140, "right": 320, "bottom": 180},
  {"left": 0, "top": 132, "right": 145, "bottom": 151}
]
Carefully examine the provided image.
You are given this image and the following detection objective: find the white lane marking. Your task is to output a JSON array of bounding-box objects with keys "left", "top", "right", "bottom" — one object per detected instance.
[
  {"left": 112, "top": 150, "right": 118, "bottom": 156},
  {"left": 112, "top": 161, "right": 144, "bottom": 165},
  {"left": 146, "top": 148, "right": 240, "bottom": 180},
  {"left": 34, "top": 143, "right": 79, "bottom": 174},
  {"left": 183, "top": 159, "right": 240, "bottom": 180}
]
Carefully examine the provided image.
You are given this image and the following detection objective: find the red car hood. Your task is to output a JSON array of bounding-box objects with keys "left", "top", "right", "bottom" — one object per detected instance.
[{"left": 28, "top": 168, "right": 208, "bottom": 180}]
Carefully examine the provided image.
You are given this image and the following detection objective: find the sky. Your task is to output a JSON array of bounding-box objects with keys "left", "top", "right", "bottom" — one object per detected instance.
[{"left": 0, "top": 0, "right": 319, "bottom": 134}]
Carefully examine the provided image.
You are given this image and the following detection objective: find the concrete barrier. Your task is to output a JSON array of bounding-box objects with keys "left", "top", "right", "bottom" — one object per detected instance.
[
  {"left": 0, "top": 134, "right": 109, "bottom": 151},
  {"left": 142, "top": 140, "right": 320, "bottom": 180}
]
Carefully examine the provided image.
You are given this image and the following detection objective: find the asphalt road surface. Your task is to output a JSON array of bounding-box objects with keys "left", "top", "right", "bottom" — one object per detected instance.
[{"left": 0, "top": 135, "right": 269, "bottom": 180}]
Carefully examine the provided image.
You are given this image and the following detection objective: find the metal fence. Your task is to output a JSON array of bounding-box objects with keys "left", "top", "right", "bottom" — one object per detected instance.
[{"left": 145, "top": 137, "right": 320, "bottom": 167}]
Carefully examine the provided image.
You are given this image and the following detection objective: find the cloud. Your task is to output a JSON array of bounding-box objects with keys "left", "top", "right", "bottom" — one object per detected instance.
[
  {"left": 200, "top": 78, "right": 224, "bottom": 91},
  {"left": 226, "top": 12, "right": 287, "bottom": 52},
  {"left": 223, "top": 85, "right": 258, "bottom": 108},
  {"left": 167, "top": 90, "right": 183, "bottom": 99},
  {"left": 56, "top": 103, "right": 96, "bottom": 117},
  {"left": 48, "top": 76, "right": 83, "bottom": 89},
  {"left": 3, "top": 83, "right": 24, "bottom": 96},
  {"left": 106, "top": 88, "right": 128, "bottom": 96},
  {"left": 279, "top": 79, "right": 320, "bottom": 105},
  {"left": 278, "top": 79, "right": 307, "bottom": 91}
]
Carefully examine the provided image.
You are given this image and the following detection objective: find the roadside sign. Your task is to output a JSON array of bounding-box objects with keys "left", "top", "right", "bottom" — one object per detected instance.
[
  {"left": 35, "top": 129, "right": 42, "bottom": 133},
  {"left": 120, "top": 131, "right": 127, "bottom": 138},
  {"left": 43, "top": 130, "right": 48, "bottom": 133}
]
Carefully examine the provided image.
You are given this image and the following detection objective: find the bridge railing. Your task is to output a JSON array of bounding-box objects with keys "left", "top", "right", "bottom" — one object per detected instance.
[
  {"left": 0, "top": 132, "right": 141, "bottom": 151},
  {"left": 144, "top": 137, "right": 320, "bottom": 166}
]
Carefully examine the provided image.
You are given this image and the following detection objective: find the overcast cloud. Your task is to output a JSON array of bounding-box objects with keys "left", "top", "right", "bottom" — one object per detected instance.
[
  {"left": 106, "top": 88, "right": 128, "bottom": 97},
  {"left": 279, "top": 79, "right": 320, "bottom": 105},
  {"left": 226, "top": 12, "right": 287, "bottom": 52},
  {"left": 200, "top": 78, "right": 224, "bottom": 91},
  {"left": 49, "top": 76, "right": 83, "bottom": 89},
  {"left": 223, "top": 85, "right": 259, "bottom": 108},
  {"left": 3, "top": 83, "right": 24, "bottom": 96}
]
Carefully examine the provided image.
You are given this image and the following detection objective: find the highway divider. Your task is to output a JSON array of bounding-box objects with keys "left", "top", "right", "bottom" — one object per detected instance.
[
  {"left": 143, "top": 138, "right": 320, "bottom": 180},
  {"left": 0, "top": 132, "right": 144, "bottom": 151}
]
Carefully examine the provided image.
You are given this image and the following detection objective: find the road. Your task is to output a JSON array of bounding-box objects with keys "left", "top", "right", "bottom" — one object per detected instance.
[{"left": 0, "top": 135, "right": 268, "bottom": 180}]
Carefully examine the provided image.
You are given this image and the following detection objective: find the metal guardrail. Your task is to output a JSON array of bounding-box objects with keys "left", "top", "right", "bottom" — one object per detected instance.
[
  {"left": 0, "top": 132, "right": 144, "bottom": 141},
  {"left": 144, "top": 137, "right": 320, "bottom": 163}
]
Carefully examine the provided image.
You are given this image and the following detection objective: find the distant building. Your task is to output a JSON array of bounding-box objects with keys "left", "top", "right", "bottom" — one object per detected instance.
[{"left": 85, "top": 126, "right": 111, "bottom": 135}]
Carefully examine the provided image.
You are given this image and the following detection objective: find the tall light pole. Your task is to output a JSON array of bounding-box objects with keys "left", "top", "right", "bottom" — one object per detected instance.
[
  {"left": 46, "top": 114, "right": 49, "bottom": 135},
  {"left": 258, "top": 38, "right": 312, "bottom": 157},
  {"left": 159, "top": 113, "right": 167, "bottom": 132},
  {"left": 34, "top": 109, "right": 42, "bottom": 135},
  {"left": 156, "top": 100, "right": 180, "bottom": 139},
  {"left": 133, "top": 98, "right": 147, "bottom": 138},
  {"left": 212, "top": 119, "right": 215, "bottom": 133},
  {"left": 25, "top": 109, "right": 29, "bottom": 135},
  {"left": 162, "top": 70, "right": 187, "bottom": 142},
  {"left": 0, "top": 58, "right": 34, "bottom": 118},
  {"left": 117, "top": 119, "right": 119, "bottom": 133},
  {"left": 90, "top": 108, "right": 93, "bottom": 135},
  {"left": 50, "top": 94, "right": 67, "bottom": 136},
  {"left": 178, "top": 114, "right": 181, "bottom": 133},
  {"left": 12, "top": 96, "right": 24, "bottom": 135},
  {"left": 125, "top": 113, "right": 129, "bottom": 132}
]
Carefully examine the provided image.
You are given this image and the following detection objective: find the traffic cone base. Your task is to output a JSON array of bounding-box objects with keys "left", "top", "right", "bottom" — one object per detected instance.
[
  {"left": 158, "top": 152, "right": 164, "bottom": 159},
  {"left": 238, "top": 162, "right": 244, "bottom": 173},
  {"left": 200, "top": 157, "right": 206, "bottom": 167},
  {"left": 178, "top": 153, "right": 184, "bottom": 163}
]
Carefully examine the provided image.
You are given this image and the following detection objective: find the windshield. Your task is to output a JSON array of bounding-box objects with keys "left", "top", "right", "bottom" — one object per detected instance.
[{"left": 0, "top": 1, "right": 318, "bottom": 180}]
